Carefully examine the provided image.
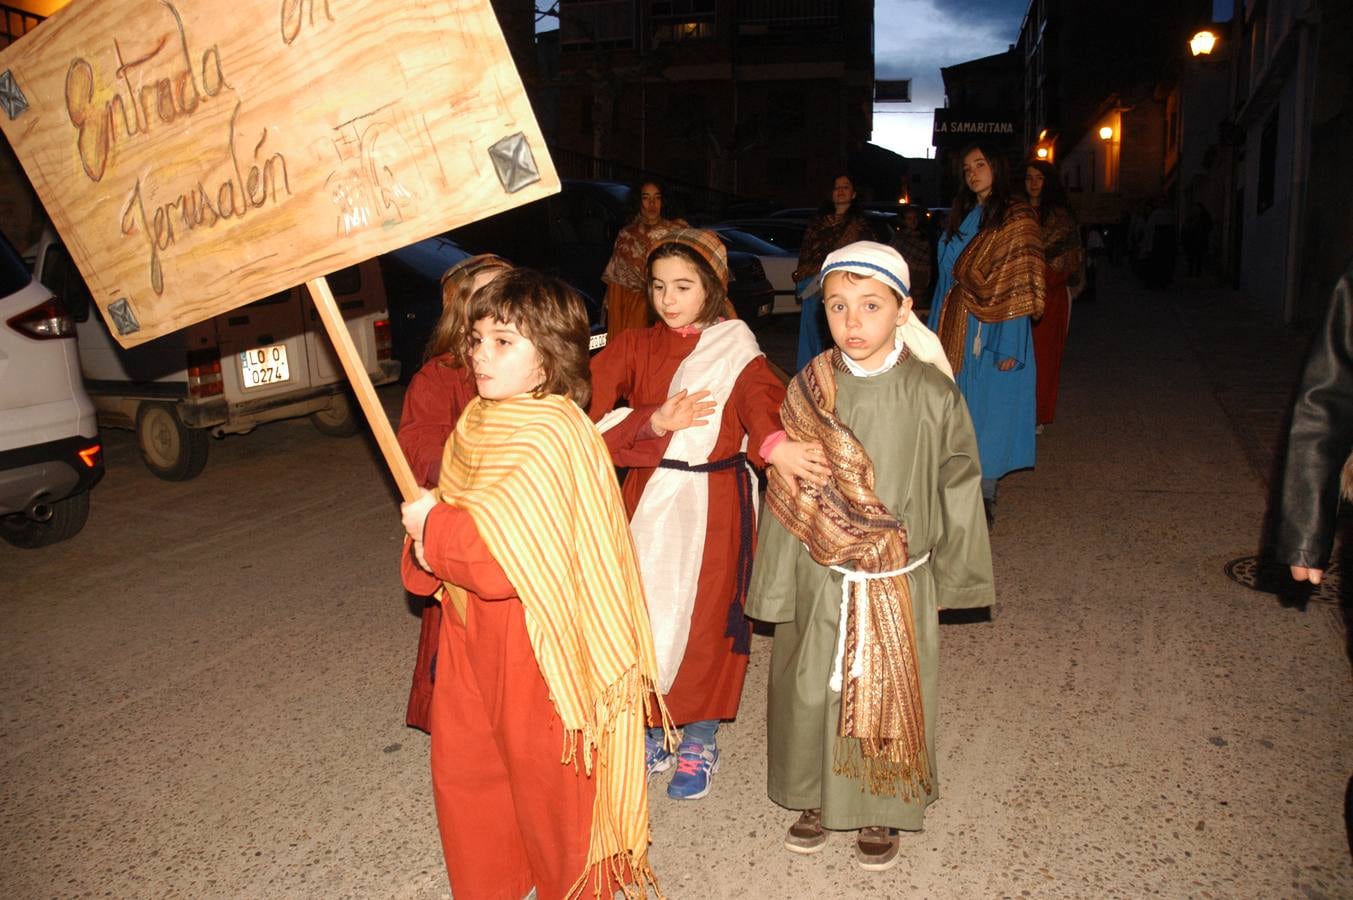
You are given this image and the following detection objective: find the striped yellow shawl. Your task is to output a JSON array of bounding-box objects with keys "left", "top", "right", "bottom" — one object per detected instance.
[{"left": 436, "top": 393, "right": 667, "bottom": 898}]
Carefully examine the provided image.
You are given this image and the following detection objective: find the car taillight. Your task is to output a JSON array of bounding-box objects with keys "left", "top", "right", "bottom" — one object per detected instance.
[
  {"left": 7, "top": 296, "right": 75, "bottom": 340},
  {"left": 78, "top": 442, "right": 102, "bottom": 468},
  {"left": 374, "top": 317, "right": 392, "bottom": 361},
  {"left": 186, "top": 348, "right": 224, "bottom": 398}
]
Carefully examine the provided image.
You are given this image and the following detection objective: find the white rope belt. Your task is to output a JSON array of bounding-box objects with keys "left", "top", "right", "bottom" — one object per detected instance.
[{"left": 827, "top": 552, "right": 930, "bottom": 693}]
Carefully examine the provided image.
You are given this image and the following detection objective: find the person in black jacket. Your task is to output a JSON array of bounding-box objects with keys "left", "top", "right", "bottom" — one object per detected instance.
[{"left": 1273, "top": 259, "right": 1353, "bottom": 584}]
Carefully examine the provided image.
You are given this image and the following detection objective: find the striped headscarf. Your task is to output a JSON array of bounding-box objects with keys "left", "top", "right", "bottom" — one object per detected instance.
[{"left": 435, "top": 393, "right": 669, "bottom": 898}]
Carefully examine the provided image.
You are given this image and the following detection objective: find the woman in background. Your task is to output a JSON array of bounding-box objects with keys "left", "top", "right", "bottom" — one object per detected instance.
[{"left": 1022, "top": 159, "right": 1084, "bottom": 430}]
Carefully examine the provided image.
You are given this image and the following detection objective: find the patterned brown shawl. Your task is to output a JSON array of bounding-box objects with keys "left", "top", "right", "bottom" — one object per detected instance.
[
  {"left": 796, "top": 212, "right": 874, "bottom": 279},
  {"left": 602, "top": 216, "right": 689, "bottom": 292},
  {"left": 936, "top": 201, "right": 1046, "bottom": 374},
  {"left": 1039, "top": 205, "right": 1086, "bottom": 295},
  {"left": 765, "top": 351, "right": 931, "bottom": 798}
]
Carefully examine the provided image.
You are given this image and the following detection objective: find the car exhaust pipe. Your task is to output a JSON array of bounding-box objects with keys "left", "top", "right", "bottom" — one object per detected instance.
[{"left": 26, "top": 497, "right": 54, "bottom": 522}]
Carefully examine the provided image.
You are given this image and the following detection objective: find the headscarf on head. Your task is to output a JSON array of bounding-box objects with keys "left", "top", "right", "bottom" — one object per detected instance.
[{"left": 818, "top": 241, "right": 954, "bottom": 382}]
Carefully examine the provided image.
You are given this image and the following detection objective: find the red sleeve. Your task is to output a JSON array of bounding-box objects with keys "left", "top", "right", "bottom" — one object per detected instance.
[
  {"left": 397, "top": 358, "right": 476, "bottom": 488},
  {"left": 731, "top": 356, "right": 787, "bottom": 467},
  {"left": 602, "top": 401, "right": 674, "bottom": 467},
  {"left": 588, "top": 331, "right": 637, "bottom": 421},
  {"left": 407, "top": 503, "right": 516, "bottom": 599}
]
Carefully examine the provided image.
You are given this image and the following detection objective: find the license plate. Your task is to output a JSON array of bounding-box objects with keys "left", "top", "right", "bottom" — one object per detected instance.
[
  {"left": 589, "top": 332, "right": 608, "bottom": 351},
  {"left": 757, "top": 303, "right": 772, "bottom": 317},
  {"left": 239, "top": 343, "right": 291, "bottom": 390}
]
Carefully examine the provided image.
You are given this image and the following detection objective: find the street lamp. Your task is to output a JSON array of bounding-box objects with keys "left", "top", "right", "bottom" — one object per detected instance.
[
  {"left": 1189, "top": 29, "right": 1218, "bottom": 56},
  {"left": 1098, "top": 125, "right": 1114, "bottom": 141},
  {"left": 1035, "top": 146, "right": 1049, "bottom": 159}
]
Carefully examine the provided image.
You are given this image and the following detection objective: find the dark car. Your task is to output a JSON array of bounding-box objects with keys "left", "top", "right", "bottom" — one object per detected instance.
[{"left": 377, "top": 235, "right": 472, "bottom": 382}]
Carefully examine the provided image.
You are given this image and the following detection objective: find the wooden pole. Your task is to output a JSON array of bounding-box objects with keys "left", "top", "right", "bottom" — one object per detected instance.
[
  {"left": 306, "top": 276, "right": 467, "bottom": 621},
  {"left": 306, "top": 276, "right": 420, "bottom": 500}
]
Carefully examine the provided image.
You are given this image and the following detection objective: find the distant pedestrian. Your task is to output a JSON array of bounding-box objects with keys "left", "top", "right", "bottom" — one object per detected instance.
[
  {"left": 890, "top": 205, "right": 934, "bottom": 307},
  {"left": 928, "top": 143, "right": 1045, "bottom": 527},
  {"left": 748, "top": 241, "right": 994, "bottom": 872},
  {"left": 1022, "top": 159, "right": 1084, "bottom": 429},
  {"left": 1273, "top": 258, "right": 1353, "bottom": 586},
  {"left": 589, "top": 229, "right": 822, "bottom": 802},
  {"left": 396, "top": 252, "right": 511, "bottom": 734},
  {"left": 601, "top": 180, "right": 687, "bottom": 339},
  {"left": 794, "top": 174, "right": 873, "bottom": 369},
  {"left": 400, "top": 268, "right": 668, "bottom": 899}
]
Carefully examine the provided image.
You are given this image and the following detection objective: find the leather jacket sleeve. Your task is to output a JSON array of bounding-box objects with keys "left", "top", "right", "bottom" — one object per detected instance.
[{"left": 1272, "top": 261, "right": 1353, "bottom": 568}]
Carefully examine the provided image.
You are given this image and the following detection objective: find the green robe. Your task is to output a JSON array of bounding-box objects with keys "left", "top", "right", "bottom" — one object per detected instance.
[{"left": 745, "top": 355, "right": 995, "bottom": 831}]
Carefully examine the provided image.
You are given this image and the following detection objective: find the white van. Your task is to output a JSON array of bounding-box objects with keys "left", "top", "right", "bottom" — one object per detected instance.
[{"left": 33, "top": 235, "right": 400, "bottom": 480}]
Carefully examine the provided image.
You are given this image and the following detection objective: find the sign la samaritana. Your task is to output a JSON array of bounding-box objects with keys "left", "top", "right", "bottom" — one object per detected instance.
[{"left": 0, "top": 0, "right": 559, "bottom": 347}]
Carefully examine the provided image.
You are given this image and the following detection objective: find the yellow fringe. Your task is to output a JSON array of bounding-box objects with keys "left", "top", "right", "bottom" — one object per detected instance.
[{"left": 832, "top": 735, "right": 933, "bottom": 801}]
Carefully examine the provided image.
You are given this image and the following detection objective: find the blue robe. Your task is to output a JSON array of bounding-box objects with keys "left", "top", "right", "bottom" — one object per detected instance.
[{"left": 927, "top": 206, "right": 1036, "bottom": 480}]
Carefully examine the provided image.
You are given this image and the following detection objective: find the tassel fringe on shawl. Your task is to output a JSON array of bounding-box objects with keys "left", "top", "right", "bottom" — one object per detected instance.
[
  {"left": 764, "top": 352, "right": 932, "bottom": 798},
  {"left": 937, "top": 200, "right": 1047, "bottom": 375},
  {"left": 436, "top": 394, "right": 672, "bottom": 899}
]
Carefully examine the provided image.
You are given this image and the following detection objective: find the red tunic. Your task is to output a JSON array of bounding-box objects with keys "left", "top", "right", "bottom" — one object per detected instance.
[
  {"left": 403, "top": 506, "right": 620, "bottom": 900},
  {"left": 1032, "top": 266, "right": 1070, "bottom": 425},
  {"left": 398, "top": 354, "right": 478, "bottom": 489},
  {"left": 589, "top": 324, "right": 786, "bottom": 724}
]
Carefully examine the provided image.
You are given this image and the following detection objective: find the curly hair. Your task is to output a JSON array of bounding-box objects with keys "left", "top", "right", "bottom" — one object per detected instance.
[
  {"left": 466, "top": 268, "right": 592, "bottom": 408},
  {"left": 647, "top": 242, "right": 731, "bottom": 327},
  {"left": 423, "top": 253, "right": 513, "bottom": 367}
]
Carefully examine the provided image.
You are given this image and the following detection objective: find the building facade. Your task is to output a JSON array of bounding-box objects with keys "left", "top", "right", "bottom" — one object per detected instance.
[{"left": 554, "top": 0, "right": 874, "bottom": 209}]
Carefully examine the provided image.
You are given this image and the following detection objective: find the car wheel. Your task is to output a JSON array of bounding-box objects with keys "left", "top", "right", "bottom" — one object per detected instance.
[
  {"left": 136, "top": 402, "right": 209, "bottom": 481},
  {"left": 309, "top": 392, "right": 361, "bottom": 437},
  {"left": 0, "top": 491, "right": 91, "bottom": 548}
]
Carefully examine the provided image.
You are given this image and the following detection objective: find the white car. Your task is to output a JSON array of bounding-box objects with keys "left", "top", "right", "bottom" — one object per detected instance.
[
  {"left": 713, "top": 226, "right": 800, "bottom": 315},
  {"left": 0, "top": 233, "right": 104, "bottom": 548}
]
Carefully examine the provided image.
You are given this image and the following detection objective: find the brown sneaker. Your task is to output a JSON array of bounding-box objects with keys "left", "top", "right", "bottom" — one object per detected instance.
[
  {"left": 854, "top": 826, "right": 900, "bottom": 871},
  {"left": 783, "top": 808, "right": 828, "bottom": 854}
]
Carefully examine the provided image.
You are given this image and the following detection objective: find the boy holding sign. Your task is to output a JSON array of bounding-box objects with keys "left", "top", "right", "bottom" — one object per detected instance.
[{"left": 400, "top": 269, "right": 667, "bottom": 899}]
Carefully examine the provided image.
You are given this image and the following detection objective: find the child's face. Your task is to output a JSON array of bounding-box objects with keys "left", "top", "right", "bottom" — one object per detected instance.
[
  {"left": 650, "top": 255, "right": 707, "bottom": 330},
  {"left": 469, "top": 316, "right": 545, "bottom": 400},
  {"left": 823, "top": 272, "right": 911, "bottom": 371}
]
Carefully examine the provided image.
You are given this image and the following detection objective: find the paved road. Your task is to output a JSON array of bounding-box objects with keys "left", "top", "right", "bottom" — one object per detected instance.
[{"left": 3, "top": 266, "right": 1349, "bottom": 898}]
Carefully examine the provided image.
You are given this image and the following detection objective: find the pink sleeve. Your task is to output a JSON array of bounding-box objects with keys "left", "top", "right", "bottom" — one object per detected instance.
[{"left": 759, "top": 430, "right": 788, "bottom": 462}]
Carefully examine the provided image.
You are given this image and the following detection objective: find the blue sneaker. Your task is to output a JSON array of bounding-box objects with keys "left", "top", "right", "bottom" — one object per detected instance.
[
  {"left": 666, "top": 740, "right": 720, "bottom": 800},
  {"left": 645, "top": 731, "right": 674, "bottom": 778}
]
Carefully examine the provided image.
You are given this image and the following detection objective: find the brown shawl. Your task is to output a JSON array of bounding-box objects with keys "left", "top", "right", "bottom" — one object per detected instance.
[
  {"left": 765, "top": 351, "right": 931, "bottom": 798},
  {"left": 796, "top": 211, "right": 874, "bottom": 279},
  {"left": 937, "top": 201, "right": 1046, "bottom": 374},
  {"left": 1039, "top": 205, "right": 1086, "bottom": 295},
  {"left": 602, "top": 216, "right": 689, "bottom": 292}
]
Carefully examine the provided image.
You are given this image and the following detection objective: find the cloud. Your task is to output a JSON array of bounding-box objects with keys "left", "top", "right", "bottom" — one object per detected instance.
[{"left": 873, "top": 0, "right": 1026, "bottom": 154}]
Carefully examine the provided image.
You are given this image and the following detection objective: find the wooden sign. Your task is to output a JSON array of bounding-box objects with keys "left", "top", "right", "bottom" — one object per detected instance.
[{"left": 0, "top": 0, "right": 559, "bottom": 347}]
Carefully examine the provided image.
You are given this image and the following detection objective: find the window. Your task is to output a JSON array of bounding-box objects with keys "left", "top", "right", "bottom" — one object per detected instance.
[{"left": 652, "top": 0, "right": 715, "bottom": 43}]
